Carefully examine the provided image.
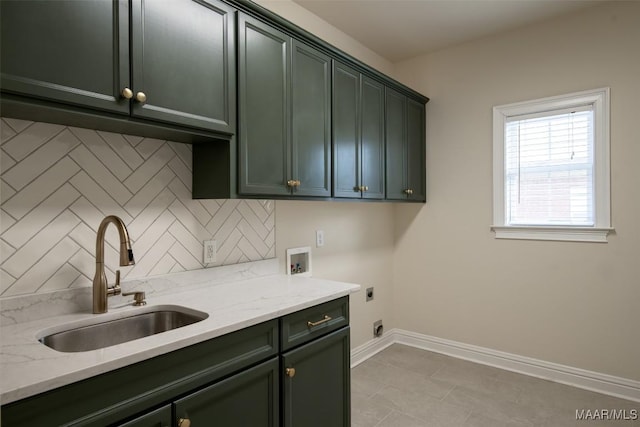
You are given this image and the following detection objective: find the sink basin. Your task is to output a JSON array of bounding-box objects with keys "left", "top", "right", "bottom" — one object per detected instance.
[{"left": 39, "top": 307, "right": 208, "bottom": 353}]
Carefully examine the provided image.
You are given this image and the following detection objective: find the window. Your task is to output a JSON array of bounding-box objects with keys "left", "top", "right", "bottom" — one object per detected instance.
[{"left": 492, "top": 88, "right": 611, "bottom": 242}]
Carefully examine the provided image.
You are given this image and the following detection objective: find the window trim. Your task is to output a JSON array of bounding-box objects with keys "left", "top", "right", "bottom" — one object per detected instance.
[{"left": 492, "top": 88, "right": 612, "bottom": 243}]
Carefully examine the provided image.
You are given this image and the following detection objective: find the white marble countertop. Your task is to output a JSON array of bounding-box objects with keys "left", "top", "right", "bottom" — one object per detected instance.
[{"left": 0, "top": 262, "right": 360, "bottom": 404}]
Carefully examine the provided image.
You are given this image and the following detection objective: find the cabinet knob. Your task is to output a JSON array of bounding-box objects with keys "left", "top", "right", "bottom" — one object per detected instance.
[
  {"left": 285, "top": 367, "right": 296, "bottom": 378},
  {"left": 121, "top": 88, "right": 133, "bottom": 99},
  {"left": 178, "top": 418, "right": 191, "bottom": 427},
  {"left": 287, "top": 180, "right": 295, "bottom": 188},
  {"left": 135, "top": 91, "right": 147, "bottom": 103},
  {"left": 295, "top": 180, "right": 301, "bottom": 187},
  {"left": 364, "top": 186, "right": 369, "bottom": 191},
  {"left": 404, "top": 189, "right": 413, "bottom": 195}
]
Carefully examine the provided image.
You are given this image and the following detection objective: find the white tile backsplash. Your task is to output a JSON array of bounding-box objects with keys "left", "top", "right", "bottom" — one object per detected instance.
[{"left": 0, "top": 118, "right": 275, "bottom": 298}]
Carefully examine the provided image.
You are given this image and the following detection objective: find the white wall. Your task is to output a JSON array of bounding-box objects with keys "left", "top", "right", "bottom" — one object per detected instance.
[
  {"left": 275, "top": 200, "right": 396, "bottom": 350},
  {"left": 393, "top": 1, "right": 640, "bottom": 381}
]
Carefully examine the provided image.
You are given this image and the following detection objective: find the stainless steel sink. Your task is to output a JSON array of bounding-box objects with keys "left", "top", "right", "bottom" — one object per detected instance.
[{"left": 39, "top": 308, "right": 208, "bottom": 352}]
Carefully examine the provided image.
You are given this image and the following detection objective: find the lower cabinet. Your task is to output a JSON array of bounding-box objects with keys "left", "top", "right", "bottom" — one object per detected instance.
[
  {"left": 174, "top": 358, "right": 279, "bottom": 427},
  {"left": 282, "top": 328, "right": 350, "bottom": 427},
  {"left": 118, "top": 405, "right": 171, "bottom": 427},
  {"left": 1, "top": 298, "right": 350, "bottom": 427}
]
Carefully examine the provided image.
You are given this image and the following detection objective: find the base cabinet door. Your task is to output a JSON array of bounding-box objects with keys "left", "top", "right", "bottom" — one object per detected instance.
[
  {"left": 118, "top": 405, "right": 171, "bottom": 427},
  {"left": 173, "top": 358, "right": 279, "bottom": 427},
  {"left": 282, "top": 327, "right": 350, "bottom": 427}
]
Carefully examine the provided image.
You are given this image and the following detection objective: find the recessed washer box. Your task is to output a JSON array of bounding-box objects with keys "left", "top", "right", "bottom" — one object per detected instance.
[{"left": 286, "top": 246, "right": 312, "bottom": 277}]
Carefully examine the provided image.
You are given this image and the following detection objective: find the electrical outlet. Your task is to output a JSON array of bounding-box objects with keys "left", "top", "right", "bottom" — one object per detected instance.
[
  {"left": 316, "top": 230, "right": 324, "bottom": 247},
  {"left": 203, "top": 240, "right": 216, "bottom": 264},
  {"left": 373, "top": 320, "right": 383, "bottom": 338},
  {"left": 366, "top": 287, "right": 374, "bottom": 302}
]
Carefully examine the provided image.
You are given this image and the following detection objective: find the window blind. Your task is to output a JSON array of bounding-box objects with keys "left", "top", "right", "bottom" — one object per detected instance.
[{"left": 504, "top": 106, "right": 595, "bottom": 226}]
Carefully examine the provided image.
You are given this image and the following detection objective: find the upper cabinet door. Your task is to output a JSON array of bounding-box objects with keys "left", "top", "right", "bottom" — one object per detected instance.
[
  {"left": 238, "top": 13, "right": 291, "bottom": 196},
  {"left": 130, "top": 0, "right": 236, "bottom": 133},
  {"left": 360, "top": 77, "right": 385, "bottom": 200},
  {"left": 0, "top": 0, "right": 130, "bottom": 114},
  {"left": 407, "top": 98, "right": 426, "bottom": 201},
  {"left": 333, "top": 62, "right": 360, "bottom": 199},
  {"left": 385, "top": 88, "right": 408, "bottom": 200},
  {"left": 291, "top": 41, "right": 332, "bottom": 197}
]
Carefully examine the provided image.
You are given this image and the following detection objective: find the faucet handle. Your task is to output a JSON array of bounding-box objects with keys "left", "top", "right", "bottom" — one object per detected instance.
[
  {"left": 107, "top": 270, "right": 123, "bottom": 297},
  {"left": 123, "top": 291, "right": 146, "bottom": 306}
]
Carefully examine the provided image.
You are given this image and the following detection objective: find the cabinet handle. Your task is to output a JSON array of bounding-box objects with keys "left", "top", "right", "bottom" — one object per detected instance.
[
  {"left": 404, "top": 189, "right": 413, "bottom": 195},
  {"left": 364, "top": 186, "right": 369, "bottom": 191},
  {"left": 135, "top": 91, "right": 147, "bottom": 103},
  {"left": 121, "top": 88, "right": 133, "bottom": 99},
  {"left": 295, "top": 180, "right": 301, "bottom": 187},
  {"left": 287, "top": 180, "right": 296, "bottom": 188},
  {"left": 178, "top": 418, "right": 191, "bottom": 427},
  {"left": 285, "top": 367, "right": 296, "bottom": 378},
  {"left": 307, "top": 315, "right": 332, "bottom": 327}
]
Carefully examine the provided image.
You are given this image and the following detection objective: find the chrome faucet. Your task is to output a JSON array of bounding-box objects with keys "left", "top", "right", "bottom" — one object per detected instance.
[{"left": 93, "top": 215, "right": 135, "bottom": 313}]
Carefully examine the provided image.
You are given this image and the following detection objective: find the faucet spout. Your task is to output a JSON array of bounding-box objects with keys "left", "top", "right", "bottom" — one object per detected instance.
[{"left": 93, "top": 215, "right": 135, "bottom": 314}]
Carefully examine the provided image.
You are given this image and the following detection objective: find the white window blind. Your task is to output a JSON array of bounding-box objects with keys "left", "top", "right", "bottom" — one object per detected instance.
[
  {"left": 505, "top": 106, "right": 594, "bottom": 226},
  {"left": 492, "top": 88, "right": 611, "bottom": 242}
]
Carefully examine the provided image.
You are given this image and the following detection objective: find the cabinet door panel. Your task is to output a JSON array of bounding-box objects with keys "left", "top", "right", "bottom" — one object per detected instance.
[
  {"left": 292, "top": 41, "right": 332, "bottom": 197},
  {"left": 360, "top": 77, "right": 385, "bottom": 199},
  {"left": 131, "top": 0, "right": 235, "bottom": 132},
  {"left": 282, "top": 328, "right": 350, "bottom": 427},
  {"left": 174, "top": 358, "right": 279, "bottom": 427},
  {"left": 0, "top": 0, "right": 129, "bottom": 114},
  {"left": 385, "top": 88, "right": 408, "bottom": 200},
  {"left": 407, "top": 98, "right": 426, "bottom": 201},
  {"left": 333, "top": 62, "right": 360, "bottom": 198},
  {"left": 118, "top": 405, "right": 171, "bottom": 427},
  {"left": 238, "top": 14, "right": 291, "bottom": 196}
]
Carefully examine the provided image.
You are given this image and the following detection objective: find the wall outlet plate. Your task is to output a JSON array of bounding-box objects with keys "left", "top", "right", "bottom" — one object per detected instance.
[
  {"left": 373, "top": 320, "right": 383, "bottom": 338},
  {"left": 366, "top": 287, "right": 374, "bottom": 302},
  {"left": 203, "top": 240, "right": 216, "bottom": 264}
]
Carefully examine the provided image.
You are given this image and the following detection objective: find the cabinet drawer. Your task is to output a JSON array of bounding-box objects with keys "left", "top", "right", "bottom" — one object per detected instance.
[{"left": 280, "top": 296, "right": 348, "bottom": 351}]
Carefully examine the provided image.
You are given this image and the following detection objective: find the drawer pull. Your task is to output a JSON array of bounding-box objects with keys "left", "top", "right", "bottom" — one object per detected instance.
[
  {"left": 285, "top": 367, "right": 296, "bottom": 378},
  {"left": 307, "top": 315, "right": 332, "bottom": 327},
  {"left": 178, "top": 418, "right": 191, "bottom": 427}
]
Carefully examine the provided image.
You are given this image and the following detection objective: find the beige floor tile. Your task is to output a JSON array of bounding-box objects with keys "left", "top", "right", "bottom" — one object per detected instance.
[
  {"left": 376, "top": 410, "right": 430, "bottom": 427},
  {"left": 351, "top": 344, "right": 639, "bottom": 427}
]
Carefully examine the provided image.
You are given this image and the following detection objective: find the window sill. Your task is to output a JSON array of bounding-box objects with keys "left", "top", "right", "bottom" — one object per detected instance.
[{"left": 491, "top": 226, "right": 613, "bottom": 243}]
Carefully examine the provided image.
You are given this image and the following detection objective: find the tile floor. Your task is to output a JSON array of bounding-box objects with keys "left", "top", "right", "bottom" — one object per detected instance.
[{"left": 351, "top": 344, "right": 640, "bottom": 427}]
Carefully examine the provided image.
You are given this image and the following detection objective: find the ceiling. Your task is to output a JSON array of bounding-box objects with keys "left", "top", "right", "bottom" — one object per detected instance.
[{"left": 291, "top": 0, "right": 606, "bottom": 62}]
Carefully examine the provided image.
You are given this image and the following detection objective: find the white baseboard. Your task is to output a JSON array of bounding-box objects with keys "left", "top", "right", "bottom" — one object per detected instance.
[{"left": 351, "top": 328, "right": 640, "bottom": 403}]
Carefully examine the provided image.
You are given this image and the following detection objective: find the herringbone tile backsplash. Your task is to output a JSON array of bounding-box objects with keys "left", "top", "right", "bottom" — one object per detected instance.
[{"left": 0, "top": 118, "right": 275, "bottom": 298}]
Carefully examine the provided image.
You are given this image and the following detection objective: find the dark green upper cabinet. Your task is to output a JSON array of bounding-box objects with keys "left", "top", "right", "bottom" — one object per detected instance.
[
  {"left": 238, "top": 13, "right": 291, "bottom": 196},
  {"left": 0, "top": 0, "right": 130, "bottom": 114},
  {"left": 130, "top": 0, "right": 235, "bottom": 133},
  {"left": 386, "top": 87, "right": 426, "bottom": 202},
  {"left": 238, "top": 13, "right": 331, "bottom": 197},
  {"left": 1, "top": 0, "right": 235, "bottom": 135},
  {"left": 333, "top": 62, "right": 384, "bottom": 200},
  {"left": 291, "top": 40, "right": 332, "bottom": 197}
]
